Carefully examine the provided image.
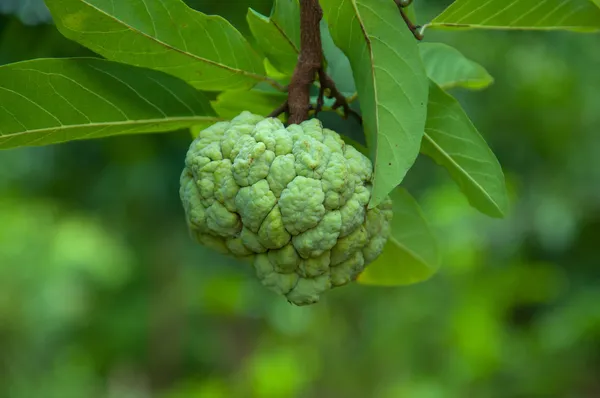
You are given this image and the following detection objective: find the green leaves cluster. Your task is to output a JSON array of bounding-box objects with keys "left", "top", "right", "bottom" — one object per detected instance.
[{"left": 1, "top": 0, "right": 598, "bottom": 286}]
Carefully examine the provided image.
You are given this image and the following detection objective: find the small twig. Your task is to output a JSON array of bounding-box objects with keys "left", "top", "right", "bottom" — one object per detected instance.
[
  {"left": 315, "top": 78, "right": 326, "bottom": 115},
  {"left": 268, "top": 101, "right": 289, "bottom": 118},
  {"left": 318, "top": 68, "right": 363, "bottom": 124},
  {"left": 395, "top": 0, "right": 424, "bottom": 40},
  {"left": 286, "top": 0, "right": 323, "bottom": 125}
]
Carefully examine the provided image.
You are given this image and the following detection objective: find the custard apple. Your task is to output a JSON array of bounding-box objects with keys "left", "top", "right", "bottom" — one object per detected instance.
[{"left": 180, "top": 111, "right": 392, "bottom": 305}]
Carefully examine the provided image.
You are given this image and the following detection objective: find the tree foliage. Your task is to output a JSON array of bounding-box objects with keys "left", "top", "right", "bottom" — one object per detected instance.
[
  {"left": 1, "top": 0, "right": 598, "bottom": 286},
  {"left": 2, "top": 0, "right": 600, "bottom": 396}
]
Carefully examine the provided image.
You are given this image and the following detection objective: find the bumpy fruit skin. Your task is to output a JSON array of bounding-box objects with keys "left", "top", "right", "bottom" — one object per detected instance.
[{"left": 180, "top": 111, "right": 392, "bottom": 305}]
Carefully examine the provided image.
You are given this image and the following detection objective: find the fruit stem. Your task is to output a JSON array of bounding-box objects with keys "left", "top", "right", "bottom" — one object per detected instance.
[
  {"left": 286, "top": 0, "right": 323, "bottom": 124},
  {"left": 270, "top": 0, "right": 361, "bottom": 125}
]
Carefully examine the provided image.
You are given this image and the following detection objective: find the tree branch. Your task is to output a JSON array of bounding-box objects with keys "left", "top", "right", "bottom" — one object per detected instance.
[
  {"left": 270, "top": 0, "right": 361, "bottom": 124},
  {"left": 287, "top": 0, "right": 323, "bottom": 124}
]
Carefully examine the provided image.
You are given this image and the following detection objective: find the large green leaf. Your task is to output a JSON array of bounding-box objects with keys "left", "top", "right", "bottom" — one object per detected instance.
[
  {"left": 211, "top": 90, "right": 287, "bottom": 120},
  {"left": 247, "top": 1, "right": 300, "bottom": 76},
  {"left": 419, "top": 42, "right": 493, "bottom": 91},
  {"left": 427, "top": 0, "right": 600, "bottom": 31},
  {"left": 0, "top": 58, "right": 218, "bottom": 150},
  {"left": 321, "top": 0, "right": 429, "bottom": 209},
  {"left": 422, "top": 81, "right": 508, "bottom": 218},
  {"left": 358, "top": 187, "right": 440, "bottom": 286},
  {"left": 44, "top": 0, "right": 270, "bottom": 91}
]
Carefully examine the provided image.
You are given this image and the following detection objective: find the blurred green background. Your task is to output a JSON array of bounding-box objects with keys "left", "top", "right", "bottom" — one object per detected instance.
[{"left": 1, "top": 1, "right": 600, "bottom": 397}]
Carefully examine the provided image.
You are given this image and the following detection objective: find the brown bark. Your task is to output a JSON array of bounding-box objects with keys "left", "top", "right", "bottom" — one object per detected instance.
[{"left": 287, "top": 0, "right": 324, "bottom": 125}]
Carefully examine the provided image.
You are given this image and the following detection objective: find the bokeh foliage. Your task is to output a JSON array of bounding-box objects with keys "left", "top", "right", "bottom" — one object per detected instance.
[{"left": 1, "top": 0, "right": 600, "bottom": 397}]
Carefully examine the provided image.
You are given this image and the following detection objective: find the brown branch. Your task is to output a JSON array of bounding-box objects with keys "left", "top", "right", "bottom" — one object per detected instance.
[
  {"left": 269, "top": 0, "right": 362, "bottom": 125},
  {"left": 317, "top": 68, "right": 362, "bottom": 124},
  {"left": 268, "top": 101, "right": 289, "bottom": 118},
  {"left": 287, "top": 0, "right": 323, "bottom": 125}
]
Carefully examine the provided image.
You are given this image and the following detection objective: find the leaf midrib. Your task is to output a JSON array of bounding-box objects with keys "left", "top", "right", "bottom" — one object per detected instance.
[
  {"left": 270, "top": 18, "right": 299, "bottom": 54},
  {"left": 76, "top": 0, "right": 270, "bottom": 83},
  {"left": 425, "top": 23, "right": 600, "bottom": 31},
  {"left": 423, "top": 131, "right": 502, "bottom": 214},
  {"left": 0, "top": 115, "right": 221, "bottom": 138},
  {"left": 350, "top": 0, "right": 380, "bottom": 170},
  {"left": 388, "top": 235, "right": 431, "bottom": 269}
]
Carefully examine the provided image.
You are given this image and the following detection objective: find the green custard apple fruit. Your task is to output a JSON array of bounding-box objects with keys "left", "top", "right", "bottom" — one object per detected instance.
[{"left": 180, "top": 111, "right": 392, "bottom": 305}]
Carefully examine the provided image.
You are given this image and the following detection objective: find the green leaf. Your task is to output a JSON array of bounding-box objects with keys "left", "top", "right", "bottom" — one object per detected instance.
[
  {"left": 321, "top": 0, "right": 429, "bottom": 209},
  {"left": 422, "top": 81, "right": 508, "bottom": 218},
  {"left": 44, "top": 0, "right": 270, "bottom": 91},
  {"left": 358, "top": 187, "right": 440, "bottom": 286},
  {"left": 427, "top": 0, "right": 600, "bottom": 32},
  {"left": 270, "top": 0, "right": 301, "bottom": 49},
  {"left": 263, "top": 58, "right": 292, "bottom": 86},
  {"left": 0, "top": 58, "right": 218, "bottom": 150},
  {"left": 211, "top": 90, "right": 287, "bottom": 120},
  {"left": 247, "top": 9, "right": 298, "bottom": 75},
  {"left": 321, "top": 20, "right": 356, "bottom": 95},
  {"left": 419, "top": 42, "right": 494, "bottom": 91},
  {"left": 247, "top": 2, "right": 299, "bottom": 76}
]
